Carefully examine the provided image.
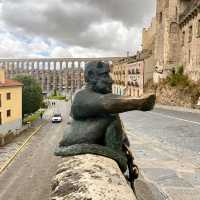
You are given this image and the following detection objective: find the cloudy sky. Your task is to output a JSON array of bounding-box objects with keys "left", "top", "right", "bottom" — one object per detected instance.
[{"left": 0, "top": 0, "right": 155, "bottom": 58}]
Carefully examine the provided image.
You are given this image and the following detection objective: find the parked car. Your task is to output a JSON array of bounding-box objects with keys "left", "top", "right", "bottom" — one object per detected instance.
[{"left": 51, "top": 114, "right": 62, "bottom": 123}]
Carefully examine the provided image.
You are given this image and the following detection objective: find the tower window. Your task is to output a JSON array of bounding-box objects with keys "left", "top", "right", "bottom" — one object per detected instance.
[
  {"left": 189, "top": 49, "right": 191, "bottom": 64},
  {"left": 197, "top": 20, "right": 200, "bottom": 37},
  {"left": 182, "top": 31, "right": 185, "bottom": 46},
  {"left": 159, "top": 12, "right": 163, "bottom": 24},
  {"left": 188, "top": 26, "right": 193, "bottom": 42}
]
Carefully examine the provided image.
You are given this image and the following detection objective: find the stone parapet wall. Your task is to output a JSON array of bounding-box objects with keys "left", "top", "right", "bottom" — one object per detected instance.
[
  {"left": 0, "top": 119, "right": 25, "bottom": 146},
  {"left": 0, "top": 118, "right": 22, "bottom": 136},
  {"left": 51, "top": 154, "right": 136, "bottom": 200},
  {"left": 145, "top": 81, "right": 198, "bottom": 108},
  {"left": 155, "top": 84, "right": 193, "bottom": 108}
]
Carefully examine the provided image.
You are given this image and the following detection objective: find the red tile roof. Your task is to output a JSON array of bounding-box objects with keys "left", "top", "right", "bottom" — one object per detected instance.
[{"left": 0, "top": 79, "right": 23, "bottom": 88}]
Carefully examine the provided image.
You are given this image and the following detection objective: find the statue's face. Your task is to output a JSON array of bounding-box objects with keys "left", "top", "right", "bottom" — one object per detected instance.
[
  {"left": 86, "top": 62, "right": 113, "bottom": 94},
  {"left": 93, "top": 63, "right": 113, "bottom": 94}
]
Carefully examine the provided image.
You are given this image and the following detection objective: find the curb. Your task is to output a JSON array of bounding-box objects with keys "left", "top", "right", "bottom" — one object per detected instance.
[
  {"left": 155, "top": 104, "right": 200, "bottom": 114},
  {"left": 0, "top": 121, "right": 47, "bottom": 174}
]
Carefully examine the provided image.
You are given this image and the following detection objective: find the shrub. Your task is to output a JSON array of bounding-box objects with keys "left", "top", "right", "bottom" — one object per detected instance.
[
  {"left": 14, "top": 75, "right": 43, "bottom": 117},
  {"left": 166, "top": 66, "right": 190, "bottom": 88},
  {"left": 166, "top": 66, "right": 200, "bottom": 105}
]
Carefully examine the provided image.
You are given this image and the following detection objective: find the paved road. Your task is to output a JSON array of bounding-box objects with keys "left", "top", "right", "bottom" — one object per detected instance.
[
  {"left": 121, "top": 108, "right": 200, "bottom": 200},
  {"left": 122, "top": 108, "right": 200, "bottom": 154},
  {"left": 0, "top": 100, "right": 70, "bottom": 200},
  {"left": 1, "top": 102, "right": 199, "bottom": 200}
]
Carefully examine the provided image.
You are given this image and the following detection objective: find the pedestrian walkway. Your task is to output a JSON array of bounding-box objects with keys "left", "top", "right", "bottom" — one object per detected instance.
[
  {"left": 0, "top": 128, "right": 34, "bottom": 170},
  {"left": 0, "top": 106, "right": 53, "bottom": 171}
]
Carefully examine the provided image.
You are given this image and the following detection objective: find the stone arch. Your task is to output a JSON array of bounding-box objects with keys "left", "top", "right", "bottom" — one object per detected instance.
[
  {"left": 62, "top": 61, "right": 67, "bottom": 70},
  {"left": 68, "top": 61, "right": 72, "bottom": 68},
  {"left": 44, "top": 62, "right": 48, "bottom": 70}
]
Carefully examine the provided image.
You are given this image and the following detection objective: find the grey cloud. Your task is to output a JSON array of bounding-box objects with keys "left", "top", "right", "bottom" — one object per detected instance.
[
  {"left": 1, "top": 0, "right": 155, "bottom": 55},
  {"left": 84, "top": 0, "right": 155, "bottom": 26},
  {"left": 60, "top": 0, "right": 155, "bottom": 27}
]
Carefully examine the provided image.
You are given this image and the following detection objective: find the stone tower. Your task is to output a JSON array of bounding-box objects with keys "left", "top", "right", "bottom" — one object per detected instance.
[
  {"left": 145, "top": 0, "right": 200, "bottom": 82},
  {"left": 154, "top": 0, "right": 181, "bottom": 71}
]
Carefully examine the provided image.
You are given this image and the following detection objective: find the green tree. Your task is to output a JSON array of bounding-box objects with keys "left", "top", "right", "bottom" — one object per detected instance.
[{"left": 14, "top": 75, "right": 43, "bottom": 117}]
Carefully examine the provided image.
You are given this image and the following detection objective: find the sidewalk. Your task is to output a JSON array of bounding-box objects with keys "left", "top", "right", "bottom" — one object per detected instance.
[
  {"left": 0, "top": 119, "right": 46, "bottom": 171},
  {"left": 128, "top": 132, "right": 200, "bottom": 200},
  {"left": 0, "top": 106, "right": 52, "bottom": 171}
]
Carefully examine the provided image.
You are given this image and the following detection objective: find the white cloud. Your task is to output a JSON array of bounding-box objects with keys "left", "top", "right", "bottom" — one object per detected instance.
[
  {"left": 0, "top": 0, "right": 156, "bottom": 58},
  {"left": 49, "top": 47, "right": 72, "bottom": 58},
  {"left": 28, "top": 39, "right": 49, "bottom": 52}
]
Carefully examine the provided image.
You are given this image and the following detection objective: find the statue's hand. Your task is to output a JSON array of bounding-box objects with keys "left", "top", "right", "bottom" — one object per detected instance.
[{"left": 140, "top": 93, "right": 156, "bottom": 111}]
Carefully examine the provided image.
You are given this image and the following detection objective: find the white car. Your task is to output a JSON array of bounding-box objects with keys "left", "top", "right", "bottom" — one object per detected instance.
[{"left": 52, "top": 114, "right": 62, "bottom": 123}]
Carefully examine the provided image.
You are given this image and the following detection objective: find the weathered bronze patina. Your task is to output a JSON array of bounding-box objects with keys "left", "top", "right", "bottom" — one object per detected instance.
[{"left": 55, "top": 61, "right": 155, "bottom": 173}]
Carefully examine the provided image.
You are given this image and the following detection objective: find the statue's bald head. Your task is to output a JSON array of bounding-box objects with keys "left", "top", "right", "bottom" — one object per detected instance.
[{"left": 84, "top": 61, "right": 113, "bottom": 94}]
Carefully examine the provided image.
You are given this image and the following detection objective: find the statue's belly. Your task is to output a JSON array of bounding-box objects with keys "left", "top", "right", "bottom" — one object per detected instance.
[{"left": 60, "top": 117, "right": 112, "bottom": 146}]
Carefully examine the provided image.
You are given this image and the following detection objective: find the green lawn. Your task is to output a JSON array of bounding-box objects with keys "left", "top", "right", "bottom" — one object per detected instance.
[
  {"left": 48, "top": 96, "right": 66, "bottom": 100},
  {"left": 23, "top": 110, "right": 45, "bottom": 124}
]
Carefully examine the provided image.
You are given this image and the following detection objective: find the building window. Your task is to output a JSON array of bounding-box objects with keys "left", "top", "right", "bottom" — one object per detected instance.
[
  {"left": 188, "top": 26, "right": 192, "bottom": 42},
  {"left": 159, "top": 12, "right": 162, "bottom": 24},
  {"left": 7, "top": 109, "right": 11, "bottom": 117},
  {"left": 6, "top": 92, "right": 11, "bottom": 100},
  {"left": 170, "top": 22, "right": 178, "bottom": 33},
  {"left": 182, "top": 31, "right": 185, "bottom": 46},
  {"left": 189, "top": 49, "right": 191, "bottom": 64},
  {"left": 197, "top": 20, "right": 200, "bottom": 37},
  {"left": 137, "top": 90, "right": 140, "bottom": 97}
]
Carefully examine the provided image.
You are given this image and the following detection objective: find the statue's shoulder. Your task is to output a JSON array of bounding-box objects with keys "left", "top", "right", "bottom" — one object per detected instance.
[
  {"left": 73, "top": 87, "right": 100, "bottom": 103},
  {"left": 73, "top": 87, "right": 90, "bottom": 100}
]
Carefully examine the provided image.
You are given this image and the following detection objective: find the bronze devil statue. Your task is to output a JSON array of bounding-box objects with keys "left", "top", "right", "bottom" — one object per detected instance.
[{"left": 55, "top": 61, "right": 155, "bottom": 190}]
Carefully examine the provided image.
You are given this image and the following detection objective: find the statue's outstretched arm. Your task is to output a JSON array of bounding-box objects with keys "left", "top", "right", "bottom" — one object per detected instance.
[
  {"left": 101, "top": 93, "right": 156, "bottom": 114},
  {"left": 71, "top": 93, "right": 155, "bottom": 119}
]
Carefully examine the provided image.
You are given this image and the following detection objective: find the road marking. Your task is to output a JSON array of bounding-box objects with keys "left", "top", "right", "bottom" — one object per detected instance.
[
  {"left": 0, "top": 121, "right": 47, "bottom": 174},
  {"left": 149, "top": 111, "right": 200, "bottom": 126}
]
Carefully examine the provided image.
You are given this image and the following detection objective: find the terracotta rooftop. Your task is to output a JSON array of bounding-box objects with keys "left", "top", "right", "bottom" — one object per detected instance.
[{"left": 0, "top": 79, "right": 23, "bottom": 88}]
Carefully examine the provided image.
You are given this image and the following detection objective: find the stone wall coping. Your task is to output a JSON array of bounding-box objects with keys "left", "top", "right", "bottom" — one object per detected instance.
[{"left": 51, "top": 154, "right": 137, "bottom": 200}]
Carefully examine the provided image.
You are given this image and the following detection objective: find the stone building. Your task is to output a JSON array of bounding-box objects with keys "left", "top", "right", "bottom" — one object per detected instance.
[
  {"left": 179, "top": 0, "right": 200, "bottom": 81},
  {"left": 112, "top": 52, "right": 154, "bottom": 97},
  {"left": 142, "top": 17, "right": 156, "bottom": 53},
  {"left": 126, "top": 61, "right": 144, "bottom": 97},
  {"left": 112, "top": 61, "right": 127, "bottom": 96},
  {"left": 0, "top": 70, "right": 23, "bottom": 146},
  {"left": 144, "top": 0, "right": 200, "bottom": 82}
]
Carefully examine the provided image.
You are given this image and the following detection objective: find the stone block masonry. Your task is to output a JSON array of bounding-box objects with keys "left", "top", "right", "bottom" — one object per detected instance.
[
  {"left": 0, "top": 57, "right": 121, "bottom": 95},
  {"left": 143, "top": 0, "right": 200, "bottom": 82},
  {"left": 51, "top": 154, "right": 136, "bottom": 200}
]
